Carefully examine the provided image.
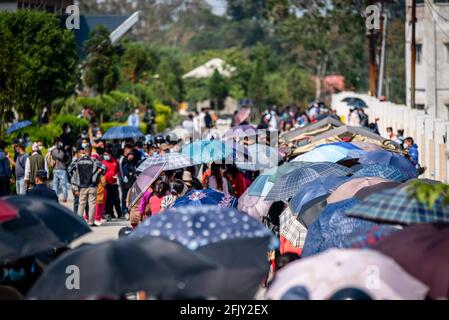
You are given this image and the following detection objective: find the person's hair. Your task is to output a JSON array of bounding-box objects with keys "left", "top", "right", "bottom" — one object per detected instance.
[
  {"left": 404, "top": 137, "right": 414, "bottom": 145},
  {"left": 210, "top": 162, "right": 224, "bottom": 191},
  {"left": 54, "top": 137, "right": 62, "bottom": 145},
  {"left": 104, "top": 148, "right": 112, "bottom": 155},
  {"left": 124, "top": 143, "right": 134, "bottom": 150},
  {"left": 171, "top": 179, "right": 185, "bottom": 195},
  {"left": 225, "top": 164, "right": 240, "bottom": 178},
  {"left": 275, "top": 252, "right": 300, "bottom": 270},
  {"left": 386, "top": 127, "right": 393, "bottom": 131},
  {"left": 135, "top": 141, "right": 143, "bottom": 148},
  {"left": 84, "top": 145, "right": 92, "bottom": 155},
  {"left": 155, "top": 182, "right": 170, "bottom": 197},
  {"left": 397, "top": 129, "right": 404, "bottom": 136}
]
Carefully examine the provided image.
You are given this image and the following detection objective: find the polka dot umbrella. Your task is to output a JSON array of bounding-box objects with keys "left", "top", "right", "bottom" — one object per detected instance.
[
  {"left": 172, "top": 189, "right": 238, "bottom": 209},
  {"left": 131, "top": 206, "right": 273, "bottom": 299}
]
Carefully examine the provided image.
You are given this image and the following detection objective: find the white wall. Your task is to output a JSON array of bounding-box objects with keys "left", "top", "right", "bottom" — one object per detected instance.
[{"left": 332, "top": 91, "right": 449, "bottom": 183}]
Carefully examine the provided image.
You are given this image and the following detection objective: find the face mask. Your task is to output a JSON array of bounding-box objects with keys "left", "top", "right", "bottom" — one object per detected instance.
[
  {"left": 2, "top": 268, "right": 26, "bottom": 282},
  {"left": 103, "top": 155, "right": 110, "bottom": 161},
  {"left": 81, "top": 143, "right": 88, "bottom": 149},
  {"left": 65, "top": 128, "right": 71, "bottom": 134},
  {"left": 57, "top": 143, "right": 63, "bottom": 149},
  {"left": 403, "top": 143, "right": 410, "bottom": 149},
  {"left": 161, "top": 175, "right": 167, "bottom": 182}
]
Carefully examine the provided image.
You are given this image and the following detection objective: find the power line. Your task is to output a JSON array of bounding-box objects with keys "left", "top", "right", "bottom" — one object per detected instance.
[
  {"left": 425, "top": 0, "right": 449, "bottom": 22},
  {"left": 425, "top": 0, "right": 449, "bottom": 39}
]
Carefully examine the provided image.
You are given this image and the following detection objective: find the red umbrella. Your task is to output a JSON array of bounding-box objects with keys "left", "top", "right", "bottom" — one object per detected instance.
[
  {"left": 0, "top": 199, "right": 18, "bottom": 223},
  {"left": 235, "top": 108, "right": 251, "bottom": 125}
]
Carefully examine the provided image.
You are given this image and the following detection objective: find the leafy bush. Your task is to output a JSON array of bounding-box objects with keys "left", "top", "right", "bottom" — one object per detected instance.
[
  {"left": 54, "top": 115, "right": 89, "bottom": 136},
  {"left": 100, "top": 122, "right": 124, "bottom": 133},
  {"left": 154, "top": 102, "right": 173, "bottom": 132}
]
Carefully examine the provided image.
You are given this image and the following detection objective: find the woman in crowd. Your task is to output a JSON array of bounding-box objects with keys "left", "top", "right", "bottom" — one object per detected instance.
[{"left": 204, "top": 162, "right": 230, "bottom": 196}]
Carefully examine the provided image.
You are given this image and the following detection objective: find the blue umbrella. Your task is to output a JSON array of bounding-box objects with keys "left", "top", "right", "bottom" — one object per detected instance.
[
  {"left": 101, "top": 126, "right": 144, "bottom": 140},
  {"left": 173, "top": 189, "right": 238, "bottom": 208},
  {"left": 319, "top": 142, "right": 362, "bottom": 150},
  {"left": 181, "top": 140, "right": 245, "bottom": 165},
  {"left": 131, "top": 206, "right": 272, "bottom": 299},
  {"left": 358, "top": 150, "right": 418, "bottom": 179},
  {"left": 289, "top": 176, "right": 352, "bottom": 214},
  {"left": 6, "top": 121, "right": 32, "bottom": 135},
  {"left": 293, "top": 144, "right": 365, "bottom": 163},
  {"left": 302, "top": 198, "right": 382, "bottom": 257},
  {"left": 352, "top": 164, "right": 407, "bottom": 182}
]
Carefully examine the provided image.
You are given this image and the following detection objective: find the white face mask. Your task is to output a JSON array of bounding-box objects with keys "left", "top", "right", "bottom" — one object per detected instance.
[{"left": 103, "top": 155, "right": 111, "bottom": 161}]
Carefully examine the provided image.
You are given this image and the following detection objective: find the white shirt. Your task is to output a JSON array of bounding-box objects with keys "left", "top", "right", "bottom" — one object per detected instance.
[
  {"left": 127, "top": 113, "right": 140, "bottom": 128},
  {"left": 24, "top": 152, "right": 49, "bottom": 181}
]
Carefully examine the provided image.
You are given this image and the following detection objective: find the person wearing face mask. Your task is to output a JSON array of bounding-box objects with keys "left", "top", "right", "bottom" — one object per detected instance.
[
  {"left": 119, "top": 147, "right": 137, "bottom": 219},
  {"left": 59, "top": 124, "right": 74, "bottom": 149},
  {"left": 76, "top": 131, "right": 89, "bottom": 150},
  {"left": 24, "top": 143, "right": 48, "bottom": 191},
  {"left": 49, "top": 138, "right": 71, "bottom": 202},
  {"left": 403, "top": 137, "right": 419, "bottom": 169},
  {"left": 102, "top": 149, "right": 122, "bottom": 221}
]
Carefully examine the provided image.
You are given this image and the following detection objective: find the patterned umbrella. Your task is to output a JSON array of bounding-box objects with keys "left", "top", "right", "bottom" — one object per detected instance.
[
  {"left": 248, "top": 172, "right": 275, "bottom": 197},
  {"left": 181, "top": 139, "right": 246, "bottom": 164},
  {"left": 238, "top": 189, "right": 273, "bottom": 221},
  {"left": 350, "top": 141, "right": 384, "bottom": 152},
  {"left": 173, "top": 189, "right": 238, "bottom": 208},
  {"left": 352, "top": 164, "right": 407, "bottom": 182},
  {"left": 101, "top": 126, "right": 144, "bottom": 140},
  {"left": 343, "top": 224, "right": 400, "bottom": 249},
  {"left": 265, "top": 162, "right": 352, "bottom": 201},
  {"left": 279, "top": 207, "right": 308, "bottom": 248},
  {"left": 6, "top": 120, "right": 32, "bottom": 135},
  {"left": 131, "top": 206, "right": 272, "bottom": 299},
  {"left": 137, "top": 153, "right": 193, "bottom": 172},
  {"left": 289, "top": 176, "right": 351, "bottom": 214},
  {"left": 358, "top": 150, "right": 418, "bottom": 179},
  {"left": 266, "top": 248, "right": 428, "bottom": 300},
  {"left": 128, "top": 163, "right": 165, "bottom": 208},
  {"left": 292, "top": 144, "right": 365, "bottom": 163},
  {"left": 345, "top": 187, "right": 449, "bottom": 225}
]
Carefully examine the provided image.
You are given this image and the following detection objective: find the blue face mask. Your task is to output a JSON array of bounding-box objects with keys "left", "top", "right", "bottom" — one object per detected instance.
[
  {"left": 2, "top": 268, "right": 26, "bottom": 282},
  {"left": 81, "top": 143, "right": 88, "bottom": 149}
]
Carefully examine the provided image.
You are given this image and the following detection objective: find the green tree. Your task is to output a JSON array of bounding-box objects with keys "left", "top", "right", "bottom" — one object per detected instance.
[
  {"left": 208, "top": 70, "right": 229, "bottom": 110},
  {"left": 83, "top": 25, "right": 119, "bottom": 95},
  {"left": 0, "top": 10, "right": 78, "bottom": 127}
]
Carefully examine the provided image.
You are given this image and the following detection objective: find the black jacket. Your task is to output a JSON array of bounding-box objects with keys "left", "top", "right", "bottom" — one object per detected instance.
[{"left": 27, "top": 184, "right": 59, "bottom": 202}]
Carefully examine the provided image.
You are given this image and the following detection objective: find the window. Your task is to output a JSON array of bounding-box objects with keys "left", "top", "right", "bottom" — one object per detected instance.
[
  {"left": 416, "top": 104, "right": 425, "bottom": 110},
  {"left": 445, "top": 43, "right": 449, "bottom": 63},
  {"left": 416, "top": 44, "right": 423, "bottom": 64}
]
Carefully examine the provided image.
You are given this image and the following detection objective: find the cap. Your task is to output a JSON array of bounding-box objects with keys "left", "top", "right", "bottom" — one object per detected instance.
[{"left": 35, "top": 169, "right": 48, "bottom": 180}]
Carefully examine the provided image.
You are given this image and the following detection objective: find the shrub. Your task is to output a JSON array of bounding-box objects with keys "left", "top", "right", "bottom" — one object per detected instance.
[{"left": 54, "top": 114, "right": 89, "bottom": 136}]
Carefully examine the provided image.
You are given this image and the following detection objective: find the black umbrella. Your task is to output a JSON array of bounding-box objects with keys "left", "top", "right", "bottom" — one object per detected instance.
[
  {"left": 0, "top": 196, "right": 91, "bottom": 263},
  {"left": 27, "top": 236, "right": 217, "bottom": 300}
]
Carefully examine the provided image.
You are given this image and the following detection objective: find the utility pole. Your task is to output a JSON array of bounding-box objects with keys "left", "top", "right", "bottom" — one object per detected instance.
[{"left": 410, "top": 0, "right": 416, "bottom": 109}]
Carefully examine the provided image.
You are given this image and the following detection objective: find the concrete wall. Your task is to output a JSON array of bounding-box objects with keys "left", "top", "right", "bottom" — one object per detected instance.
[{"left": 332, "top": 91, "right": 449, "bottom": 183}]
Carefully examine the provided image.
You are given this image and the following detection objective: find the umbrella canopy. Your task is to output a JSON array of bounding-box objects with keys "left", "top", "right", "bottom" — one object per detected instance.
[
  {"left": 235, "top": 143, "right": 281, "bottom": 171},
  {"left": 352, "top": 164, "right": 407, "bottom": 182},
  {"left": 374, "top": 223, "right": 449, "bottom": 300},
  {"left": 265, "top": 248, "right": 428, "bottom": 300},
  {"left": 6, "top": 120, "right": 32, "bottom": 135},
  {"left": 342, "top": 97, "right": 368, "bottom": 108},
  {"left": 234, "top": 107, "right": 251, "bottom": 125},
  {"left": 27, "top": 236, "right": 217, "bottom": 300},
  {"left": 101, "top": 126, "right": 144, "bottom": 140},
  {"left": 301, "top": 198, "right": 384, "bottom": 257},
  {"left": 295, "top": 194, "right": 329, "bottom": 228},
  {"left": 265, "top": 162, "right": 352, "bottom": 201},
  {"left": 358, "top": 150, "right": 418, "bottom": 179},
  {"left": 128, "top": 164, "right": 165, "bottom": 209},
  {"left": 279, "top": 207, "right": 308, "bottom": 248},
  {"left": 223, "top": 124, "right": 257, "bottom": 140},
  {"left": 173, "top": 189, "right": 238, "bottom": 208},
  {"left": 351, "top": 141, "right": 385, "bottom": 152},
  {"left": 289, "top": 176, "right": 351, "bottom": 214},
  {"left": 137, "top": 153, "right": 192, "bottom": 172},
  {"left": 0, "top": 197, "right": 91, "bottom": 263},
  {"left": 327, "top": 177, "right": 397, "bottom": 204},
  {"left": 0, "top": 199, "right": 19, "bottom": 223},
  {"left": 315, "top": 114, "right": 341, "bottom": 121},
  {"left": 292, "top": 144, "right": 365, "bottom": 163},
  {"left": 131, "top": 206, "right": 272, "bottom": 299},
  {"left": 237, "top": 189, "right": 273, "bottom": 221},
  {"left": 248, "top": 172, "right": 275, "bottom": 197},
  {"left": 345, "top": 187, "right": 449, "bottom": 225},
  {"left": 343, "top": 225, "right": 400, "bottom": 249},
  {"left": 181, "top": 140, "right": 246, "bottom": 164}
]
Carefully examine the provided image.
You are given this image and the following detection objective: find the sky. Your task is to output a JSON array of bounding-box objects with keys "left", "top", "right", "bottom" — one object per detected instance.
[{"left": 206, "top": 0, "right": 227, "bottom": 16}]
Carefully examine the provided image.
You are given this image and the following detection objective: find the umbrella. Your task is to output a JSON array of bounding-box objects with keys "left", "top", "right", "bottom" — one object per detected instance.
[
  {"left": 292, "top": 145, "right": 365, "bottom": 163},
  {"left": 358, "top": 150, "right": 418, "bottom": 179},
  {"left": 173, "top": 189, "right": 238, "bottom": 208},
  {"left": 235, "top": 143, "right": 281, "bottom": 171},
  {"left": 181, "top": 140, "right": 246, "bottom": 165},
  {"left": 295, "top": 194, "right": 329, "bottom": 228},
  {"left": 352, "top": 164, "right": 407, "bottom": 182},
  {"left": 279, "top": 207, "right": 308, "bottom": 248},
  {"left": 289, "top": 176, "right": 351, "bottom": 214},
  {"left": 343, "top": 225, "right": 400, "bottom": 249},
  {"left": 374, "top": 223, "right": 449, "bottom": 300},
  {"left": 265, "top": 162, "right": 352, "bottom": 201},
  {"left": 345, "top": 187, "right": 449, "bottom": 225},
  {"left": 315, "top": 114, "right": 341, "bottom": 121},
  {"left": 0, "top": 197, "right": 91, "bottom": 263},
  {"left": 128, "top": 164, "right": 165, "bottom": 209},
  {"left": 137, "top": 153, "right": 193, "bottom": 172},
  {"left": 234, "top": 107, "right": 251, "bottom": 125},
  {"left": 223, "top": 124, "right": 257, "bottom": 140},
  {"left": 265, "top": 248, "right": 428, "bottom": 300},
  {"left": 101, "top": 126, "right": 144, "bottom": 140},
  {"left": 352, "top": 181, "right": 402, "bottom": 200},
  {"left": 327, "top": 177, "right": 398, "bottom": 204},
  {"left": 131, "top": 206, "right": 272, "bottom": 299},
  {"left": 248, "top": 172, "right": 275, "bottom": 197},
  {"left": 6, "top": 120, "right": 32, "bottom": 135},
  {"left": 342, "top": 97, "right": 368, "bottom": 109},
  {"left": 27, "top": 236, "right": 217, "bottom": 300},
  {"left": 351, "top": 141, "right": 384, "bottom": 152},
  {"left": 319, "top": 142, "right": 363, "bottom": 150},
  {"left": 0, "top": 199, "right": 19, "bottom": 223},
  {"left": 237, "top": 189, "right": 273, "bottom": 221},
  {"left": 301, "top": 198, "right": 383, "bottom": 257}
]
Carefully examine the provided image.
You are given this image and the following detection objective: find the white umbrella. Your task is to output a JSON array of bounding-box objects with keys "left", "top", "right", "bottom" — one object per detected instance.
[
  {"left": 265, "top": 248, "right": 428, "bottom": 300},
  {"left": 237, "top": 189, "right": 273, "bottom": 222}
]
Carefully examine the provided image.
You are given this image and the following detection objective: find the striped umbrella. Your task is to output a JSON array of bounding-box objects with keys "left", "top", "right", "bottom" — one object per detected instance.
[
  {"left": 345, "top": 187, "right": 449, "bottom": 225},
  {"left": 137, "top": 153, "right": 193, "bottom": 172},
  {"left": 358, "top": 150, "right": 418, "bottom": 179},
  {"left": 265, "top": 162, "right": 352, "bottom": 201},
  {"left": 352, "top": 164, "right": 407, "bottom": 182}
]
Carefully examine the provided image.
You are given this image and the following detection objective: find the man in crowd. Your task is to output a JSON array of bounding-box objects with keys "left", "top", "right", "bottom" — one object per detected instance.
[
  {"left": 50, "top": 138, "right": 71, "bottom": 202},
  {"left": 128, "top": 108, "right": 140, "bottom": 128},
  {"left": 119, "top": 145, "right": 137, "bottom": 220},
  {"left": 0, "top": 141, "right": 11, "bottom": 197},
  {"left": 102, "top": 148, "right": 122, "bottom": 221},
  {"left": 24, "top": 143, "right": 48, "bottom": 191},
  {"left": 26, "top": 170, "right": 58, "bottom": 202},
  {"left": 14, "top": 143, "right": 28, "bottom": 195}
]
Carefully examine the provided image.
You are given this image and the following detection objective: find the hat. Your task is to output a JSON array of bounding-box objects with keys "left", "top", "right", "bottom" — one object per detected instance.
[
  {"left": 35, "top": 169, "right": 48, "bottom": 180},
  {"left": 31, "top": 143, "right": 39, "bottom": 152},
  {"left": 182, "top": 171, "right": 193, "bottom": 186}
]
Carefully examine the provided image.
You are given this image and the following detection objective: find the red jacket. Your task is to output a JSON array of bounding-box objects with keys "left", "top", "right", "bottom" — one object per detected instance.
[
  {"left": 231, "top": 172, "right": 250, "bottom": 198},
  {"left": 102, "top": 158, "right": 120, "bottom": 185}
]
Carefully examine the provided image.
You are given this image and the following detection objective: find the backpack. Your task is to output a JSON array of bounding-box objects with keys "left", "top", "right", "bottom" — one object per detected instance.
[{"left": 46, "top": 149, "right": 56, "bottom": 169}]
